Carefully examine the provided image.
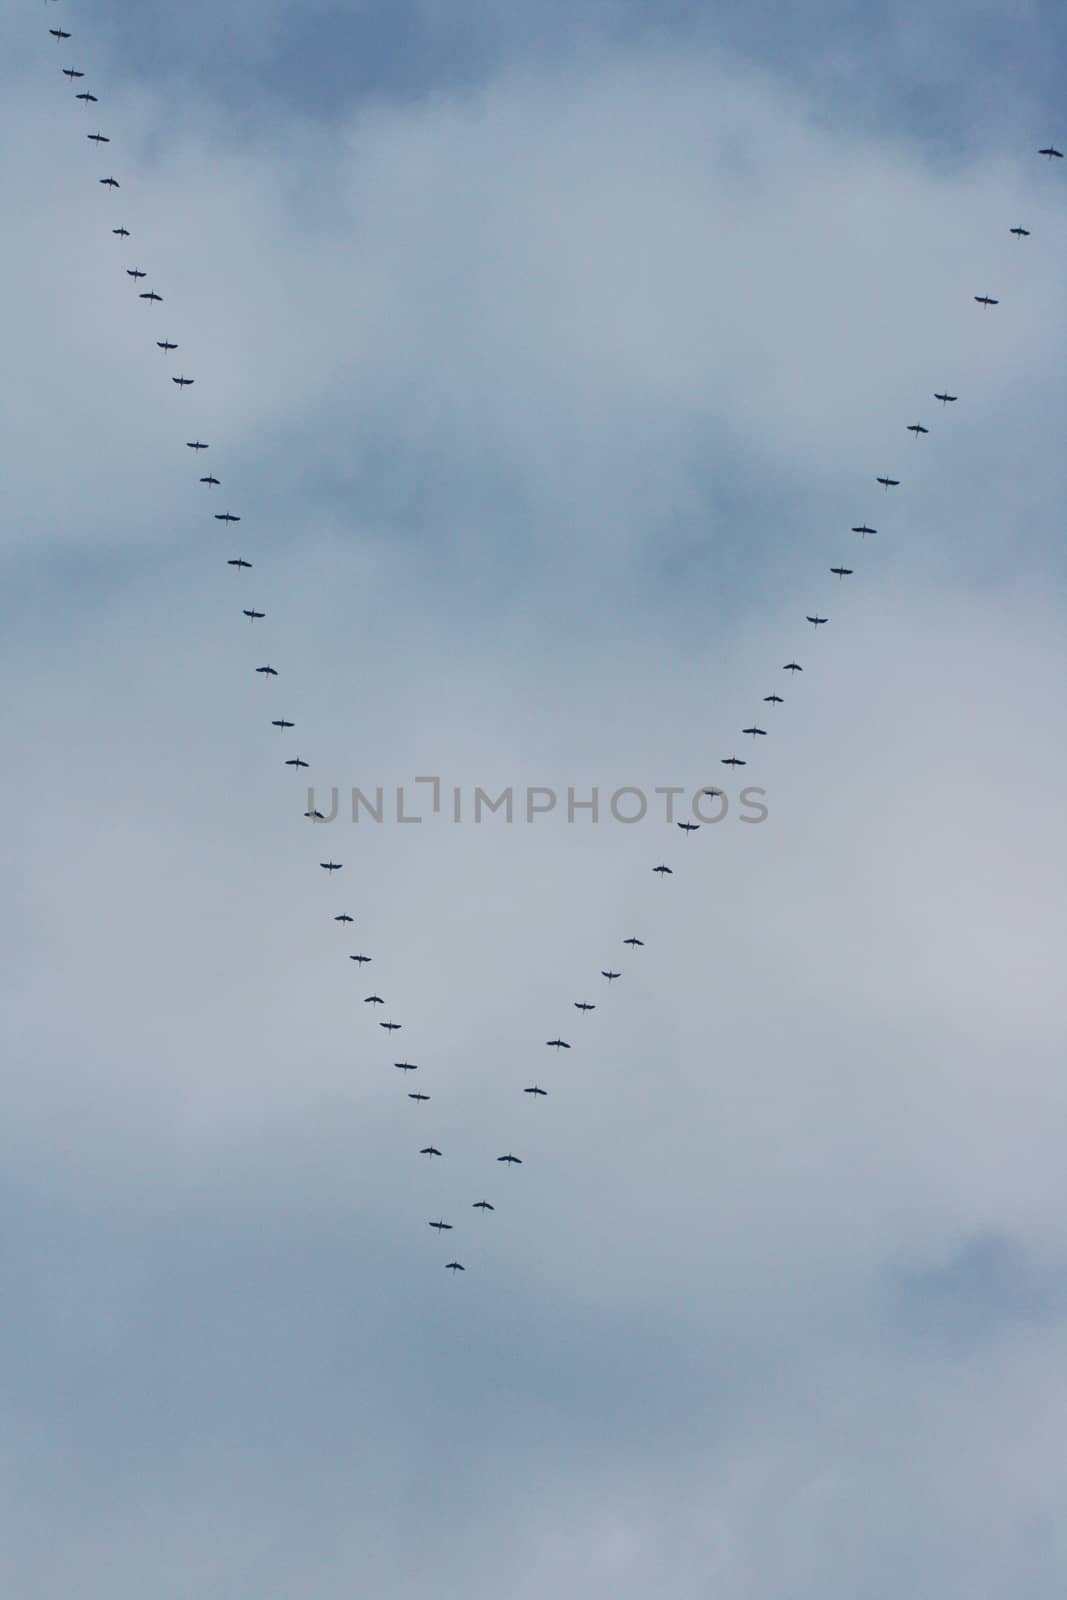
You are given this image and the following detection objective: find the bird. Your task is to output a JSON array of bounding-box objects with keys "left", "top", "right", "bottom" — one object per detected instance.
[
  {"left": 200, "top": 474, "right": 220, "bottom": 485},
  {"left": 227, "top": 559, "right": 252, "bottom": 570},
  {"left": 75, "top": 92, "right": 98, "bottom": 104},
  {"left": 49, "top": 28, "right": 72, "bottom": 40},
  {"left": 764, "top": 693, "right": 783, "bottom": 704},
  {"left": 472, "top": 1201, "right": 495, "bottom": 1212},
  {"left": 601, "top": 971, "right": 620, "bottom": 982},
  {"left": 272, "top": 718, "right": 294, "bottom": 729},
  {"left": 806, "top": 615, "right": 828, "bottom": 628},
  {"left": 319, "top": 861, "right": 341, "bottom": 872},
  {"left": 284, "top": 758, "right": 309, "bottom": 770},
  {"left": 349, "top": 954, "right": 372, "bottom": 964},
  {"left": 408, "top": 1092, "right": 429, "bottom": 1103},
  {"left": 742, "top": 726, "right": 767, "bottom": 738},
  {"left": 830, "top": 567, "right": 852, "bottom": 579},
  {"left": 62, "top": 67, "right": 84, "bottom": 80},
  {"left": 721, "top": 756, "right": 746, "bottom": 768},
  {"left": 974, "top": 295, "right": 998, "bottom": 308},
  {"left": 429, "top": 1220, "right": 452, "bottom": 1232},
  {"left": 420, "top": 1146, "right": 441, "bottom": 1159},
  {"left": 1038, "top": 146, "right": 1063, "bottom": 159},
  {"left": 186, "top": 440, "right": 208, "bottom": 450},
  {"left": 444, "top": 1261, "right": 465, "bottom": 1273},
  {"left": 906, "top": 423, "right": 928, "bottom": 436},
  {"left": 574, "top": 1001, "right": 596, "bottom": 1011},
  {"left": 546, "top": 1038, "right": 571, "bottom": 1050},
  {"left": 876, "top": 475, "right": 899, "bottom": 488},
  {"left": 157, "top": 340, "right": 177, "bottom": 351},
  {"left": 497, "top": 1154, "right": 522, "bottom": 1165},
  {"left": 1009, "top": 226, "right": 1030, "bottom": 238},
  {"left": 99, "top": 176, "right": 119, "bottom": 189},
  {"left": 677, "top": 820, "right": 700, "bottom": 832},
  {"left": 88, "top": 132, "right": 110, "bottom": 145},
  {"left": 112, "top": 226, "right": 130, "bottom": 237},
  {"left": 623, "top": 937, "right": 644, "bottom": 948},
  {"left": 305, "top": 809, "right": 324, "bottom": 820},
  {"left": 334, "top": 913, "right": 353, "bottom": 923},
  {"left": 783, "top": 661, "right": 803, "bottom": 673},
  {"left": 254, "top": 664, "right": 277, "bottom": 676},
  {"left": 934, "top": 392, "right": 957, "bottom": 404},
  {"left": 140, "top": 292, "right": 163, "bottom": 303},
  {"left": 851, "top": 524, "right": 877, "bottom": 537},
  {"left": 380, "top": 1020, "right": 401, "bottom": 1031},
  {"left": 524, "top": 1086, "right": 548, "bottom": 1097},
  {"left": 242, "top": 609, "right": 264, "bottom": 621},
  {"left": 214, "top": 511, "right": 240, "bottom": 522},
  {"left": 702, "top": 788, "right": 724, "bottom": 798},
  {"left": 394, "top": 1061, "right": 417, "bottom": 1072},
  {"left": 652, "top": 864, "right": 673, "bottom": 875},
  {"left": 364, "top": 995, "right": 384, "bottom": 1006},
  {"left": 172, "top": 375, "right": 193, "bottom": 387}
]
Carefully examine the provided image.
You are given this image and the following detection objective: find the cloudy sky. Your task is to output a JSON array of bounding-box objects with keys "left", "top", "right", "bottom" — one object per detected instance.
[{"left": 3, "top": 1, "right": 1066, "bottom": 1594}]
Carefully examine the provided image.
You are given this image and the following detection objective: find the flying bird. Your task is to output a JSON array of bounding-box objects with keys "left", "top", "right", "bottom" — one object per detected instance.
[
  {"left": 99, "top": 176, "right": 119, "bottom": 188},
  {"left": 186, "top": 440, "right": 208, "bottom": 450},
  {"left": 408, "top": 1092, "right": 429, "bottom": 1103},
  {"left": 200, "top": 474, "right": 220, "bottom": 485},
  {"left": 652, "top": 864, "right": 673, "bottom": 875},
  {"left": 876, "top": 476, "right": 899, "bottom": 488},
  {"left": 319, "top": 861, "right": 341, "bottom": 871},
  {"left": 444, "top": 1262, "right": 465, "bottom": 1273},
  {"left": 364, "top": 995, "right": 384, "bottom": 1005},
  {"left": 721, "top": 756, "right": 746, "bottom": 767},
  {"left": 601, "top": 971, "right": 620, "bottom": 982},
  {"left": 1038, "top": 145, "right": 1063, "bottom": 159},
  {"left": 334, "top": 912, "right": 352, "bottom": 923},
  {"left": 429, "top": 1220, "right": 452, "bottom": 1232},
  {"left": 271, "top": 717, "right": 293, "bottom": 727},
  {"left": 1009, "top": 226, "right": 1030, "bottom": 238},
  {"left": 574, "top": 1001, "right": 596, "bottom": 1011},
  {"left": 764, "top": 693, "right": 783, "bottom": 704},
  {"left": 285, "top": 757, "right": 309, "bottom": 769},
  {"left": 172, "top": 375, "right": 193, "bottom": 386},
  {"left": 546, "top": 1038, "right": 571, "bottom": 1050},
  {"left": 214, "top": 511, "right": 240, "bottom": 522},
  {"left": 524, "top": 1086, "right": 548, "bottom": 1097},
  {"left": 677, "top": 820, "right": 700, "bottom": 832},
  {"left": 349, "top": 954, "right": 372, "bottom": 964},
  {"left": 420, "top": 1146, "right": 441, "bottom": 1159},
  {"left": 157, "top": 340, "right": 177, "bottom": 351},
  {"left": 906, "top": 423, "right": 928, "bottom": 436},
  {"left": 974, "top": 295, "right": 998, "bottom": 307},
  {"left": 497, "top": 1154, "right": 522, "bottom": 1165},
  {"left": 49, "top": 28, "right": 71, "bottom": 39},
  {"left": 394, "top": 1061, "right": 417, "bottom": 1072},
  {"left": 934, "top": 392, "right": 957, "bottom": 404},
  {"left": 227, "top": 558, "right": 252, "bottom": 570},
  {"left": 305, "top": 809, "right": 324, "bottom": 820},
  {"left": 830, "top": 567, "right": 852, "bottom": 579},
  {"left": 242, "top": 608, "right": 264, "bottom": 621},
  {"left": 380, "top": 1020, "right": 401, "bottom": 1031},
  {"left": 62, "top": 68, "right": 84, "bottom": 79},
  {"left": 623, "top": 937, "right": 644, "bottom": 947},
  {"left": 851, "top": 524, "right": 877, "bottom": 537},
  {"left": 783, "top": 661, "right": 803, "bottom": 673},
  {"left": 806, "top": 615, "right": 828, "bottom": 628},
  {"left": 472, "top": 1201, "right": 495, "bottom": 1212},
  {"left": 88, "top": 132, "right": 109, "bottom": 144},
  {"left": 112, "top": 226, "right": 130, "bottom": 237},
  {"left": 255, "top": 664, "right": 277, "bottom": 676},
  {"left": 140, "top": 291, "right": 163, "bottom": 303},
  {"left": 742, "top": 726, "right": 766, "bottom": 737},
  {"left": 75, "top": 92, "right": 98, "bottom": 104},
  {"left": 702, "top": 788, "right": 723, "bottom": 798}
]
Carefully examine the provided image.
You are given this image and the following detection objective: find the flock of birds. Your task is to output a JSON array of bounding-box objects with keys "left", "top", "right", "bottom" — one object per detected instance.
[{"left": 40, "top": 6, "right": 1062, "bottom": 1274}]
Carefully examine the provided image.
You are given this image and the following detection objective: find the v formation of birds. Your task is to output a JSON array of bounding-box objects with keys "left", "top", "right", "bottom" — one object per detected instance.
[{"left": 40, "top": 7, "right": 1063, "bottom": 1275}]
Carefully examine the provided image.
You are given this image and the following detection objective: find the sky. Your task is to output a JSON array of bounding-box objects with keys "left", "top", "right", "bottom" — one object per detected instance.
[{"left": 2, "top": 1, "right": 1066, "bottom": 1595}]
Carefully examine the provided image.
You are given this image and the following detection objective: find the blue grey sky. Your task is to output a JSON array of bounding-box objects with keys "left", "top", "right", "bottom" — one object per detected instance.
[{"left": 3, "top": 0, "right": 1067, "bottom": 1595}]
